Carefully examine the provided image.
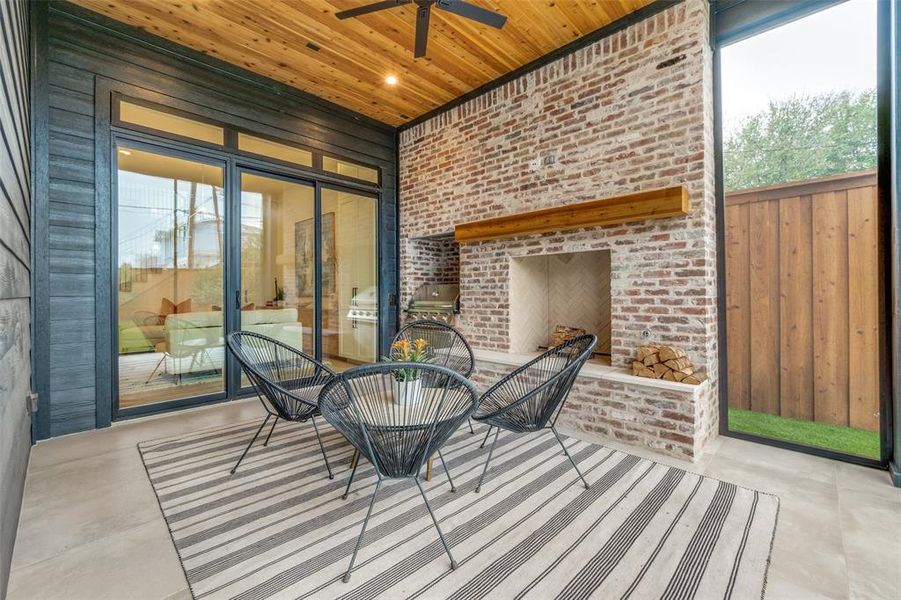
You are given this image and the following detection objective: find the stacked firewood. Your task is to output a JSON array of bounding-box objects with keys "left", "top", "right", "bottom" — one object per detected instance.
[
  {"left": 550, "top": 325, "right": 586, "bottom": 348},
  {"left": 632, "top": 345, "right": 706, "bottom": 384}
]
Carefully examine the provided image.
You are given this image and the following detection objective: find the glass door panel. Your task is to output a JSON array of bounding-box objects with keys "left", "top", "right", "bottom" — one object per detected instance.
[
  {"left": 116, "top": 146, "right": 225, "bottom": 408},
  {"left": 239, "top": 172, "right": 314, "bottom": 385},
  {"left": 321, "top": 188, "right": 378, "bottom": 372}
]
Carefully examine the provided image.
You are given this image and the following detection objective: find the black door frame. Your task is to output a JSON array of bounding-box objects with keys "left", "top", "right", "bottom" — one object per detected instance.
[
  {"left": 109, "top": 135, "right": 231, "bottom": 419},
  {"left": 713, "top": 0, "right": 895, "bottom": 470},
  {"left": 229, "top": 165, "right": 319, "bottom": 398}
]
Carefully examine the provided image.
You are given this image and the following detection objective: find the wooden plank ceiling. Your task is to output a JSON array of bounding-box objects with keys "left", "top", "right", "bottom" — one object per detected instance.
[{"left": 69, "top": 0, "right": 655, "bottom": 126}]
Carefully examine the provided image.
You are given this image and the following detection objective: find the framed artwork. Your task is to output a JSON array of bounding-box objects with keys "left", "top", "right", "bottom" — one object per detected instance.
[{"left": 295, "top": 212, "right": 335, "bottom": 297}]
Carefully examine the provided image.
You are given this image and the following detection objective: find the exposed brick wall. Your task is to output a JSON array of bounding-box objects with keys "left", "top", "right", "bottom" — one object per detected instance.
[
  {"left": 400, "top": 0, "right": 719, "bottom": 460},
  {"left": 468, "top": 359, "right": 708, "bottom": 461},
  {"left": 399, "top": 236, "right": 460, "bottom": 314}
]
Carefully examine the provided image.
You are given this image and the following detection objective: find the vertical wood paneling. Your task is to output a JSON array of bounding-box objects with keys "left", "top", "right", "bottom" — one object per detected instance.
[
  {"left": 748, "top": 199, "right": 780, "bottom": 415},
  {"left": 812, "top": 190, "right": 850, "bottom": 426},
  {"left": 725, "top": 172, "right": 880, "bottom": 432},
  {"left": 725, "top": 202, "right": 750, "bottom": 409},
  {"left": 778, "top": 196, "right": 813, "bottom": 420},
  {"left": 847, "top": 186, "right": 880, "bottom": 431}
]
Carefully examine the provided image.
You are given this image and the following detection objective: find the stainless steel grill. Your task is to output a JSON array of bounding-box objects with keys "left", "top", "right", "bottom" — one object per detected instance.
[
  {"left": 347, "top": 286, "right": 379, "bottom": 323},
  {"left": 405, "top": 284, "right": 460, "bottom": 323}
]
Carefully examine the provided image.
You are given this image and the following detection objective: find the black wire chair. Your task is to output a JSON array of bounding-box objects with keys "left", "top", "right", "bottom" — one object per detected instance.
[
  {"left": 394, "top": 320, "right": 476, "bottom": 436},
  {"left": 393, "top": 320, "right": 475, "bottom": 379},
  {"left": 319, "top": 362, "right": 478, "bottom": 583},
  {"left": 226, "top": 331, "right": 336, "bottom": 478},
  {"left": 472, "top": 334, "right": 597, "bottom": 493}
]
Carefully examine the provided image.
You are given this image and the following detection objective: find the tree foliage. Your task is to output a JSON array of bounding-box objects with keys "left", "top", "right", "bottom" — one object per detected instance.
[{"left": 724, "top": 90, "right": 876, "bottom": 192}]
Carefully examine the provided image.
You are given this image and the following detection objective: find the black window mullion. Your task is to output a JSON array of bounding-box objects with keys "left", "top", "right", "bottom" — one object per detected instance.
[
  {"left": 314, "top": 181, "right": 323, "bottom": 363},
  {"left": 225, "top": 159, "right": 242, "bottom": 398}
]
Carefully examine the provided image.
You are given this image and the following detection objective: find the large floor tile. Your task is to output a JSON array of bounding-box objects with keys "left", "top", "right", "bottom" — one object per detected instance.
[
  {"left": 28, "top": 398, "right": 263, "bottom": 472},
  {"left": 10, "top": 445, "right": 162, "bottom": 570},
  {"left": 7, "top": 518, "right": 187, "bottom": 600},
  {"left": 835, "top": 461, "right": 901, "bottom": 503},
  {"left": 703, "top": 452, "right": 852, "bottom": 598},
  {"left": 712, "top": 437, "right": 839, "bottom": 487},
  {"left": 161, "top": 588, "right": 192, "bottom": 600},
  {"left": 765, "top": 566, "right": 847, "bottom": 600},
  {"left": 836, "top": 487, "right": 901, "bottom": 599}
]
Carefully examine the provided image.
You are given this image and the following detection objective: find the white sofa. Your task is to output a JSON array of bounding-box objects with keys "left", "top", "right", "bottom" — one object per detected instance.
[{"left": 163, "top": 308, "right": 302, "bottom": 375}]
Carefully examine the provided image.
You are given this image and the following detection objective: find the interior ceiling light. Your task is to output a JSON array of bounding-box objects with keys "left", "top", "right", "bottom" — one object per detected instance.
[
  {"left": 385, "top": 75, "right": 398, "bottom": 85},
  {"left": 336, "top": 0, "right": 507, "bottom": 59}
]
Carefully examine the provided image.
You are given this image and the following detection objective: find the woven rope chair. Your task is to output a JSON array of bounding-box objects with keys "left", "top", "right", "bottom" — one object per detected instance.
[
  {"left": 226, "top": 331, "right": 336, "bottom": 478},
  {"left": 393, "top": 320, "right": 474, "bottom": 379},
  {"left": 472, "top": 334, "right": 597, "bottom": 492},
  {"left": 393, "top": 320, "right": 476, "bottom": 434},
  {"left": 319, "top": 362, "right": 478, "bottom": 582}
]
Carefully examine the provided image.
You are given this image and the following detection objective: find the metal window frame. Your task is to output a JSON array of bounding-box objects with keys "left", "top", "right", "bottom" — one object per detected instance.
[
  {"left": 101, "top": 88, "right": 384, "bottom": 421},
  {"left": 111, "top": 92, "right": 382, "bottom": 188},
  {"left": 110, "top": 136, "right": 231, "bottom": 420},
  {"left": 712, "top": 0, "right": 895, "bottom": 472}
]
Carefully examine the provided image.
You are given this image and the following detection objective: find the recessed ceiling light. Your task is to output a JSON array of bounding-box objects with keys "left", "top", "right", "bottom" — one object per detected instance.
[
  {"left": 385, "top": 75, "right": 398, "bottom": 86},
  {"left": 118, "top": 149, "right": 132, "bottom": 156}
]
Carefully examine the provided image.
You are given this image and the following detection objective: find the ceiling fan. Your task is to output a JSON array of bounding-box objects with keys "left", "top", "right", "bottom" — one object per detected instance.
[{"left": 335, "top": 0, "right": 507, "bottom": 58}]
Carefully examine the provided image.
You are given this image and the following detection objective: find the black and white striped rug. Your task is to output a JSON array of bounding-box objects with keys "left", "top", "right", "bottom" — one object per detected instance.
[{"left": 138, "top": 420, "right": 779, "bottom": 599}]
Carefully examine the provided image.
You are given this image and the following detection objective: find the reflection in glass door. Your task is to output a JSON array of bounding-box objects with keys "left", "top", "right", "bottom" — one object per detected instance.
[
  {"left": 239, "top": 172, "right": 314, "bottom": 386},
  {"left": 116, "top": 146, "right": 225, "bottom": 408},
  {"left": 321, "top": 187, "right": 378, "bottom": 371}
]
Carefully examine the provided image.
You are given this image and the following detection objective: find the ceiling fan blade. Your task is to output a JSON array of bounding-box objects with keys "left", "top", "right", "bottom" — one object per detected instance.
[
  {"left": 414, "top": 3, "right": 431, "bottom": 58},
  {"left": 335, "top": 0, "right": 410, "bottom": 20},
  {"left": 436, "top": 0, "right": 506, "bottom": 28}
]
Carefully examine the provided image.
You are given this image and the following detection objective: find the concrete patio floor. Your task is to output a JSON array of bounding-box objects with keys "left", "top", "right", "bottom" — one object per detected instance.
[{"left": 6, "top": 398, "right": 900, "bottom": 600}]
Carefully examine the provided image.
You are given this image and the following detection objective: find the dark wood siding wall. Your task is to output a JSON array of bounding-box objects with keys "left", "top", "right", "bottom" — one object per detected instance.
[
  {"left": 0, "top": 0, "right": 31, "bottom": 594},
  {"left": 32, "top": 2, "right": 398, "bottom": 439}
]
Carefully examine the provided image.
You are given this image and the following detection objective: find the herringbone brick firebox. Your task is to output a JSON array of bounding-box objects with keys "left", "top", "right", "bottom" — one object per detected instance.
[{"left": 399, "top": 0, "right": 718, "bottom": 460}]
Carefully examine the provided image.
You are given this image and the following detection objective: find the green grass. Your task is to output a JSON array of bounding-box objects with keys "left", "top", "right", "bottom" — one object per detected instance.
[{"left": 728, "top": 409, "right": 880, "bottom": 458}]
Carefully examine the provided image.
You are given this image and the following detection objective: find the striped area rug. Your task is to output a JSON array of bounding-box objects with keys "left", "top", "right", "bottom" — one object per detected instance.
[{"left": 138, "top": 420, "right": 779, "bottom": 600}]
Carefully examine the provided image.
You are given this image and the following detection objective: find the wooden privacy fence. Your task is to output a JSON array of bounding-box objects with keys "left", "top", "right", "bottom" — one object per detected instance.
[{"left": 725, "top": 170, "right": 880, "bottom": 431}]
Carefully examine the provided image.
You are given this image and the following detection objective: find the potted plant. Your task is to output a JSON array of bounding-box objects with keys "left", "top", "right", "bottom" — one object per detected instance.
[
  {"left": 385, "top": 338, "right": 430, "bottom": 405},
  {"left": 274, "top": 278, "right": 286, "bottom": 308}
]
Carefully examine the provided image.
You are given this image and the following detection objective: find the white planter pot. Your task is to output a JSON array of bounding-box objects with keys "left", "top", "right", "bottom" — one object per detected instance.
[{"left": 394, "top": 378, "right": 423, "bottom": 406}]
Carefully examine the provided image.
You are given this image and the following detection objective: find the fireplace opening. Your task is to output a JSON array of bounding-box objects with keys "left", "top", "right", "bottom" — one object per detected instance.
[{"left": 509, "top": 250, "right": 611, "bottom": 364}]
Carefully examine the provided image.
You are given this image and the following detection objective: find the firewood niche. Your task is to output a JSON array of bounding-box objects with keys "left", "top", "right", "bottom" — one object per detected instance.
[
  {"left": 454, "top": 186, "right": 689, "bottom": 243},
  {"left": 632, "top": 345, "right": 706, "bottom": 385}
]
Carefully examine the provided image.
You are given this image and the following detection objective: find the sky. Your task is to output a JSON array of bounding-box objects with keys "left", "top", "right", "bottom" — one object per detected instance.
[{"left": 720, "top": 0, "right": 877, "bottom": 135}]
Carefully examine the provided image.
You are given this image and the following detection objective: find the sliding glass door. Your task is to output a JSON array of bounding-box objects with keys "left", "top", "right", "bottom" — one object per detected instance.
[
  {"left": 238, "top": 178, "right": 379, "bottom": 378},
  {"left": 238, "top": 171, "right": 315, "bottom": 387},
  {"left": 115, "top": 144, "right": 381, "bottom": 413},
  {"left": 116, "top": 146, "right": 226, "bottom": 408},
  {"left": 321, "top": 187, "right": 378, "bottom": 371}
]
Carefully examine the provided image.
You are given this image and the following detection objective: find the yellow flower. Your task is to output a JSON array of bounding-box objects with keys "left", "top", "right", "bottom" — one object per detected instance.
[
  {"left": 391, "top": 339, "right": 411, "bottom": 359},
  {"left": 413, "top": 338, "right": 428, "bottom": 352}
]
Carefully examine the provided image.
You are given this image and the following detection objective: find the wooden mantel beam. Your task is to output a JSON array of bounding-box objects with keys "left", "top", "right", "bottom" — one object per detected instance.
[{"left": 454, "top": 185, "right": 690, "bottom": 243}]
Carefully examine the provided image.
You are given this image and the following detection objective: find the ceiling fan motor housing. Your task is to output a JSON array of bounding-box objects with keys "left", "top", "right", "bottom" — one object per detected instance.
[{"left": 335, "top": 0, "right": 507, "bottom": 59}]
